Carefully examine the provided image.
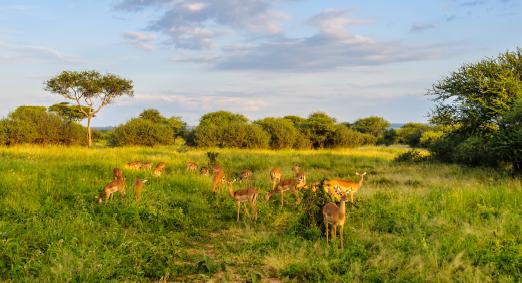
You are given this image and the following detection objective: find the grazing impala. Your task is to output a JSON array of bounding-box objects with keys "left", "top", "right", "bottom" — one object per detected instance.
[
  {"left": 323, "top": 190, "right": 348, "bottom": 248},
  {"left": 98, "top": 174, "right": 126, "bottom": 204},
  {"left": 125, "top": 161, "right": 142, "bottom": 170},
  {"left": 134, "top": 178, "right": 147, "bottom": 202},
  {"left": 269, "top": 168, "right": 282, "bottom": 191},
  {"left": 239, "top": 169, "right": 253, "bottom": 183},
  {"left": 325, "top": 172, "right": 367, "bottom": 206},
  {"left": 140, "top": 161, "right": 153, "bottom": 170},
  {"left": 153, "top": 162, "right": 166, "bottom": 177},
  {"left": 265, "top": 173, "right": 306, "bottom": 206},
  {"left": 212, "top": 167, "right": 226, "bottom": 194},
  {"left": 186, "top": 161, "right": 198, "bottom": 172},
  {"left": 200, "top": 166, "right": 209, "bottom": 176},
  {"left": 225, "top": 179, "right": 259, "bottom": 222}
]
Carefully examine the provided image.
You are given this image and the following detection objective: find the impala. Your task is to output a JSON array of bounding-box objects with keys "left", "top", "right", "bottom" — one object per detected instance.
[
  {"left": 265, "top": 173, "right": 306, "bottom": 206},
  {"left": 186, "top": 161, "right": 198, "bottom": 172},
  {"left": 200, "top": 166, "right": 210, "bottom": 176},
  {"left": 269, "top": 168, "right": 281, "bottom": 191},
  {"left": 225, "top": 179, "right": 259, "bottom": 222},
  {"left": 212, "top": 164, "right": 223, "bottom": 174},
  {"left": 323, "top": 189, "right": 348, "bottom": 248},
  {"left": 140, "top": 161, "right": 153, "bottom": 170},
  {"left": 325, "top": 172, "right": 367, "bottom": 206},
  {"left": 125, "top": 161, "right": 142, "bottom": 170},
  {"left": 153, "top": 162, "right": 166, "bottom": 177},
  {"left": 98, "top": 174, "right": 126, "bottom": 204},
  {"left": 134, "top": 178, "right": 147, "bottom": 202},
  {"left": 212, "top": 167, "right": 226, "bottom": 194},
  {"left": 113, "top": 168, "right": 123, "bottom": 179},
  {"left": 239, "top": 169, "right": 253, "bottom": 183}
]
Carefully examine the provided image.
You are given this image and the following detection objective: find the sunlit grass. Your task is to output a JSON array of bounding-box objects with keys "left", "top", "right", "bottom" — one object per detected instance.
[{"left": 0, "top": 145, "right": 520, "bottom": 281}]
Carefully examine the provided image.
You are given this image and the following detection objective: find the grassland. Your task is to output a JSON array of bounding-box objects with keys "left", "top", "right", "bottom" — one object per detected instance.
[{"left": 0, "top": 146, "right": 520, "bottom": 282}]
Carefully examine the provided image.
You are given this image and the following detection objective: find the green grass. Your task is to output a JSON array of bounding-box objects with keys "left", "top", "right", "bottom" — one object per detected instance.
[{"left": 0, "top": 145, "right": 521, "bottom": 282}]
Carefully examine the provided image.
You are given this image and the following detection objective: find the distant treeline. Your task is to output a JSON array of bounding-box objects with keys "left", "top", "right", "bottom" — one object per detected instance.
[{"left": 0, "top": 106, "right": 436, "bottom": 149}]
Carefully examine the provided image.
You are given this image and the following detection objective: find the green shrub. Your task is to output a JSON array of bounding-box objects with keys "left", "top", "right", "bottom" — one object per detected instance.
[
  {"left": 328, "top": 124, "right": 375, "bottom": 148},
  {"left": 221, "top": 123, "right": 269, "bottom": 148},
  {"left": 255, "top": 117, "right": 299, "bottom": 149},
  {"left": 419, "top": 130, "right": 443, "bottom": 148},
  {"left": 291, "top": 181, "right": 333, "bottom": 240},
  {"left": 394, "top": 150, "right": 430, "bottom": 162},
  {"left": 111, "top": 118, "right": 175, "bottom": 146},
  {"left": 396, "top": 123, "right": 432, "bottom": 147},
  {"left": 454, "top": 136, "right": 496, "bottom": 166}
]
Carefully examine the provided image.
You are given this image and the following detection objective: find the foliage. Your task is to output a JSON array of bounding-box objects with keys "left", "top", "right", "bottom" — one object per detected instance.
[
  {"left": 111, "top": 118, "right": 175, "bottom": 147},
  {"left": 394, "top": 149, "right": 430, "bottom": 162},
  {"left": 255, "top": 117, "right": 300, "bottom": 149},
  {"left": 0, "top": 106, "right": 86, "bottom": 145},
  {"left": 429, "top": 48, "right": 522, "bottom": 137},
  {"left": 328, "top": 124, "right": 375, "bottom": 148},
  {"left": 352, "top": 116, "right": 390, "bottom": 138},
  {"left": 419, "top": 130, "right": 443, "bottom": 148},
  {"left": 49, "top": 102, "right": 89, "bottom": 121},
  {"left": 291, "top": 180, "right": 333, "bottom": 240},
  {"left": 302, "top": 112, "right": 337, "bottom": 149},
  {"left": 193, "top": 111, "right": 269, "bottom": 149},
  {"left": 45, "top": 70, "right": 134, "bottom": 146},
  {"left": 206, "top": 151, "right": 219, "bottom": 167},
  {"left": 491, "top": 100, "right": 522, "bottom": 172},
  {"left": 111, "top": 109, "right": 186, "bottom": 147},
  {"left": 396, "top": 123, "right": 432, "bottom": 147},
  {"left": 379, "top": 128, "right": 398, "bottom": 146},
  {"left": 428, "top": 48, "right": 522, "bottom": 170}
]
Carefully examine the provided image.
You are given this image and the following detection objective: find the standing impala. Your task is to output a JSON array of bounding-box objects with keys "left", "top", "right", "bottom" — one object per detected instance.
[
  {"left": 269, "top": 168, "right": 282, "bottom": 191},
  {"left": 186, "top": 161, "right": 198, "bottom": 172},
  {"left": 134, "top": 178, "right": 147, "bottom": 202},
  {"left": 265, "top": 173, "right": 306, "bottom": 206},
  {"left": 212, "top": 166, "right": 226, "bottom": 194},
  {"left": 153, "top": 162, "right": 166, "bottom": 177},
  {"left": 323, "top": 190, "right": 348, "bottom": 248},
  {"left": 225, "top": 179, "right": 259, "bottom": 222},
  {"left": 98, "top": 173, "right": 126, "bottom": 204},
  {"left": 325, "top": 172, "right": 367, "bottom": 206}
]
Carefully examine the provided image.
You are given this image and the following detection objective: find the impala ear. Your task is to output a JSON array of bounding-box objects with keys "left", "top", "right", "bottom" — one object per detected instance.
[
  {"left": 143, "top": 179, "right": 148, "bottom": 183},
  {"left": 362, "top": 172, "right": 367, "bottom": 176}
]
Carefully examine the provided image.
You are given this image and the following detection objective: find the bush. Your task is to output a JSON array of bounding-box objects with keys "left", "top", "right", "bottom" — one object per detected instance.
[
  {"left": 396, "top": 123, "right": 432, "bottom": 147},
  {"left": 379, "top": 128, "right": 398, "bottom": 146},
  {"left": 419, "top": 130, "right": 443, "bottom": 148},
  {"left": 394, "top": 150, "right": 430, "bottom": 162},
  {"left": 454, "top": 136, "right": 496, "bottom": 166},
  {"left": 221, "top": 123, "right": 269, "bottom": 149},
  {"left": 111, "top": 118, "right": 175, "bottom": 146},
  {"left": 291, "top": 181, "right": 333, "bottom": 240},
  {"left": 352, "top": 116, "right": 390, "bottom": 137},
  {"left": 255, "top": 117, "right": 299, "bottom": 149},
  {"left": 0, "top": 119, "right": 8, "bottom": 145},
  {"left": 328, "top": 124, "right": 375, "bottom": 148}
]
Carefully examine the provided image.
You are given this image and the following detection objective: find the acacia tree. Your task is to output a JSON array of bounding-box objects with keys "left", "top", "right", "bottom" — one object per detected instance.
[{"left": 45, "top": 70, "right": 134, "bottom": 147}]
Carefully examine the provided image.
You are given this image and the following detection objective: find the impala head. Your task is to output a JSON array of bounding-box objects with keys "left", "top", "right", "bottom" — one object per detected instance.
[
  {"left": 356, "top": 172, "right": 367, "bottom": 177},
  {"left": 292, "top": 164, "right": 300, "bottom": 173},
  {"left": 113, "top": 168, "right": 123, "bottom": 178},
  {"left": 295, "top": 172, "right": 306, "bottom": 187}
]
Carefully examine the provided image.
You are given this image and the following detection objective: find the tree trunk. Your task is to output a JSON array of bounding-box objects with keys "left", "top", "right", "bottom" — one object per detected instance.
[{"left": 87, "top": 112, "right": 92, "bottom": 148}]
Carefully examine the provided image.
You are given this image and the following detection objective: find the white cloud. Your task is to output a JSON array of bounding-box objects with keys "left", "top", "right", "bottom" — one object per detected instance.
[
  {"left": 116, "top": 0, "right": 291, "bottom": 49},
  {"left": 123, "top": 31, "right": 157, "bottom": 50}
]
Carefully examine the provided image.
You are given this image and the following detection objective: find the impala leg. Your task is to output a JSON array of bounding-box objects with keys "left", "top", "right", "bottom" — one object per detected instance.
[
  {"left": 340, "top": 225, "right": 344, "bottom": 249},
  {"left": 351, "top": 192, "right": 354, "bottom": 207},
  {"left": 293, "top": 189, "right": 301, "bottom": 205},
  {"left": 236, "top": 202, "right": 240, "bottom": 222},
  {"left": 280, "top": 191, "right": 284, "bottom": 207},
  {"left": 332, "top": 225, "right": 337, "bottom": 242},
  {"left": 251, "top": 202, "right": 257, "bottom": 221}
]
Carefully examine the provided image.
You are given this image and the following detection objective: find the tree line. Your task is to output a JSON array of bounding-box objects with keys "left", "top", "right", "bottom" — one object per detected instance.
[
  {"left": 0, "top": 106, "right": 436, "bottom": 149},
  {"left": 1, "top": 47, "right": 520, "bottom": 171}
]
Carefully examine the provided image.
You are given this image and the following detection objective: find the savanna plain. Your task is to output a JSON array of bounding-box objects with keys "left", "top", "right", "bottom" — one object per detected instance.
[{"left": 0, "top": 146, "right": 520, "bottom": 282}]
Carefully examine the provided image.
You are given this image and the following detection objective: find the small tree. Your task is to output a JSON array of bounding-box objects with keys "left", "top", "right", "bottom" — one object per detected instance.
[
  {"left": 352, "top": 116, "right": 390, "bottom": 137},
  {"left": 45, "top": 70, "right": 134, "bottom": 147}
]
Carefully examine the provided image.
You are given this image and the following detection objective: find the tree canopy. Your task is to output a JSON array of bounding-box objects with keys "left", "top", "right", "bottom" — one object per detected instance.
[{"left": 45, "top": 70, "right": 134, "bottom": 147}]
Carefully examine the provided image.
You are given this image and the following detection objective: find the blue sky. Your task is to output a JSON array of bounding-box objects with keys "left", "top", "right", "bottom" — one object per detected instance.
[{"left": 0, "top": 0, "right": 520, "bottom": 126}]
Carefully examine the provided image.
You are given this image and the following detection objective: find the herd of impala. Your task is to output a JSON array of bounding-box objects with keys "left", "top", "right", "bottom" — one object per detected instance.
[{"left": 96, "top": 159, "right": 366, "bottom": 248}]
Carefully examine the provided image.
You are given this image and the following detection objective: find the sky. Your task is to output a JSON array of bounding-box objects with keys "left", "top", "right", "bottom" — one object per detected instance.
[{"left": 0, "top": 0, "right": 520, "bottom": 126}]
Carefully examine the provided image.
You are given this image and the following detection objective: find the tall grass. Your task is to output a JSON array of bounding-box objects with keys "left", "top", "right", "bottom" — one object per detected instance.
[{"left": 0, "top": 145, "right": 520, "bottom": 281}]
